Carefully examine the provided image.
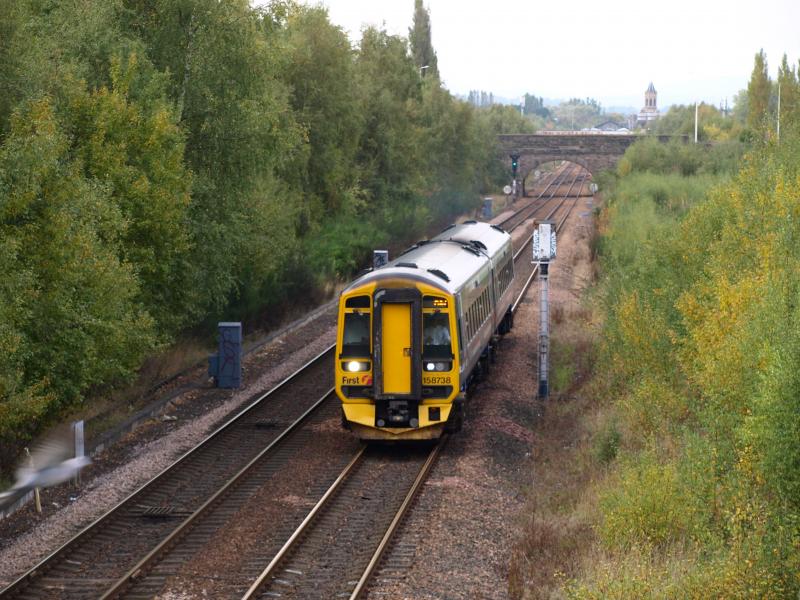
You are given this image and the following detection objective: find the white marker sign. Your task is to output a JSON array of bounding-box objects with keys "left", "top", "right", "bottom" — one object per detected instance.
[{"left": 532, "top": 221, "right": 557, "bottom": 262}]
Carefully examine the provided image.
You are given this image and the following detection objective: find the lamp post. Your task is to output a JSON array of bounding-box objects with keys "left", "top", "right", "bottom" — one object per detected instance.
[{"left": 419, "top": 65, "right": 429, "bottom": 77}]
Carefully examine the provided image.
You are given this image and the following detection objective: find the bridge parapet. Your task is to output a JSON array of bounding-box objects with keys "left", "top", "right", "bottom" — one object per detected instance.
[{"left": 498, "top": 133, "right": 684, "bottom": 177}]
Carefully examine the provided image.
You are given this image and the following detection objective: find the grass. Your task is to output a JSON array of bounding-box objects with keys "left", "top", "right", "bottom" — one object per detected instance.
[
  {"left": 67, "top": 335, "right": 213, "bottom": 444},
  {"left": 550, "top": 340, "right": 575, "bottom": 397},
  {"left": 508, "top": 293, "right": 601, "bottom": 599},
  {"left": 516, "top": 136, "right": 800, "bottom": 597}
]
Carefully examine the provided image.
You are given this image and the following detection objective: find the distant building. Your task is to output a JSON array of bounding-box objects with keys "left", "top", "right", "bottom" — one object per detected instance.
[
  {"left": 594, "top": 119, "right": 624, "bottom": 131},
  {"left": 636, "top": 82, "right": 659, "bottom": 128}
]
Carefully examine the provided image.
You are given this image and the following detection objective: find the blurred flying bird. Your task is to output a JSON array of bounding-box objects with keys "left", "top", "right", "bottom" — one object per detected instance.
[{"left": 0, "top": 428, "right": 91, "bottom": 511}]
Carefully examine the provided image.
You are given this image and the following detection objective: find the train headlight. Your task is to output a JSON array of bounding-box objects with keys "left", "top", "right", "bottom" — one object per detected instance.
[
  {"left": 344, "top": 361, "right": 370, "bottom": 372},
  {"left": 424, "top": 361, "right": 451, "bottom": 372}
]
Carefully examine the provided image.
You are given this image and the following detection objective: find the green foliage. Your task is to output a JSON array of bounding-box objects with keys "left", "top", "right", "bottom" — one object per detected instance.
[
  {"left": 355, "top": 26, "right": 422, "bottom": 214},
  {"left": 0, "top": 0, "right": 529, "bottom": 472},
  {"left": 409, "top": 0, "right": 438, "bottom": 80},
  {"left": 593, "top": 419, "right": 621, "bottom": 465},
  {"left": 615, "top": 137, "right": 744, "bottom": 177},
  {"left": 652, "top": 103, "right": 743, "bottom": 142},
  {"left": 573, "top": 129, "right": 800, "bottom": 595},
  {"left": 599, "top": 451, "right": 699, "bottom": 548},
  {"left": 551, "top": 97, "right": 605, "bottom": 130},
  {"left": 747, "top": 49, "right": 771, "bottom": 134},
  {"left": 0, "top": 100, "right": 155, "bottom": 405},
  {"left": 281, "top": 6, "right": 362, "bottom": 216},
  {"left": 303, "top": 214, "right": 389, "bottom": 280},
  {"left": 71, "top": 54, "right": 195, "bottom": 331},
  {"left": 777, "top": 53, "right": 800, "bottom": 139},
  {"left": 523, "top": 93, "right": 549, "bottom": 118},
  {"left": 550, "top": 340, "right": 576, "bottom": 396}
]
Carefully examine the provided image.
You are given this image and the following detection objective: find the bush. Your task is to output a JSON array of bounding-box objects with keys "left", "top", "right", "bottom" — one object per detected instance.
[
  {"left": 599, "top": 453, "right": 698, "bottom": 548},
  {"left": 593, "top": 420, "right": 621, "bottom": 464},
  {"left": 567, "top": 131, "right": 800, "bottom": 596}
]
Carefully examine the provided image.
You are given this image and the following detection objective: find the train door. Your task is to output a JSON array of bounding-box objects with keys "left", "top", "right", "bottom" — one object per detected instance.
[
  {"left": 381, "top": 303, "right": 412, "bottom": 394},
  {"left": 373, "top": 288, "right": 422, "bottom": 427}
]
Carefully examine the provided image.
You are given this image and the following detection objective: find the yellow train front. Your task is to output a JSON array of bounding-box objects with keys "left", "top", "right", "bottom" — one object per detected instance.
[{"left": 335, "top": 221, "right": 515, "bottom": 440}]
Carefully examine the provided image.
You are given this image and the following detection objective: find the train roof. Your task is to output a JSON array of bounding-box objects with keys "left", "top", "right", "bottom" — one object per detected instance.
[
  {"left": 434, "top": 221, "right": 510, "bottom": 260},
  {"left": 342, "top": 221, "right": 511, "bottom": 296}
]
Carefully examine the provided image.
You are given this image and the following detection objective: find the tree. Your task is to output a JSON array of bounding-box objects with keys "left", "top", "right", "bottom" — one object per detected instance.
[
  {"left": 777, "top": 54, "right": 799, "bottom": 137},
  {"left": 409, "top": 0, "right": 438, "bottom": 80},
  {"left": 552, "top": 97, "right": 604, "bottom": 130},
  {"left": 281, "top": 5, "right": 362, "bottom": 216},
  {"left": 123, "top": 0, "right": 304, "bottom": 314},
  {"left": 0, "top": 2, "right": 23, "bottom": 133},
  {"left": 0, "top": 97, "right": 157, "bottom": 406},
  {"left": 70, "top": 54, "right": 195, "bottom": 332},
  {"left": 523, "top": 93, "right": 550, "bottom": 118},
  {"left": 747, "top": 49, "right": 771, "bottom": 135}
]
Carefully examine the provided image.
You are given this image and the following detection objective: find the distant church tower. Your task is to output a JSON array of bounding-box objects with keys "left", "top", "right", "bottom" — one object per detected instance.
[{"left": 637, "top": 82, "right": 659, "bottom": 127}]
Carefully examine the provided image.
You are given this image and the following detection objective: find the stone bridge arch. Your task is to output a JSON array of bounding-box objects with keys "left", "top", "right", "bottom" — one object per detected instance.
[{"left": 499, "top": 133, "right": 642, "bottom": 179}]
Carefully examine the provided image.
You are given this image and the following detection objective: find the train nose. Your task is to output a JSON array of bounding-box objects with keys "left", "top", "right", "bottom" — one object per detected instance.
[{"left": 376, "top": 400, "right": 419, "bottom": 428}]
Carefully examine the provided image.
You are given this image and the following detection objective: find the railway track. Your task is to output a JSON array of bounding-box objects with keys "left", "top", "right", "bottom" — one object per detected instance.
[
  {"left": 97, "top": 393, "right": 360, "bottom": 599},
  {"left": 512, "top": 165, "right": 585, "bottom": 311},
  {"left": 499, "top": 162, "right": 586, "bottom": 233},
  {"left": 0, "top": 351, "right": 337, "bottom": 599},
  {"left": 241, "top": 441, "right": 443, "bottom": 600},
  {"left": 349, "top": 168, "right": 585, "bottom": 598},
  {"left": 236, "top": 181, "right": 585, "bottom": 599},
  {"left": 1, "top": 162, "right": 590, "bottom": 600}
]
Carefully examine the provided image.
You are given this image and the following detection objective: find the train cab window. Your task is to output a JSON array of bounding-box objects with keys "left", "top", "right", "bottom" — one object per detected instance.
[
  {"left": 343, "top": 312, "right": 370, "bottom": 356},
  {"left": 423, "top": 312, "right": 452, "bottom": 358}
]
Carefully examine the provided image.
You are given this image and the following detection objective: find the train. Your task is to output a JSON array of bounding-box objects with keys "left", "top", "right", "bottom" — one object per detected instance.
[{"left": 334, "top": 220, "right": 516, "bottom": 440}]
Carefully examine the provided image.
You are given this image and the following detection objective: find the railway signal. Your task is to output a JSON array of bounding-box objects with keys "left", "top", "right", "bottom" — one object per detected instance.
[
  {"left": 510, "top": 153, "right": 520, "bottom": 177},
  {"left": 532, "top": 220, "right": 556, "bottom": 399}
]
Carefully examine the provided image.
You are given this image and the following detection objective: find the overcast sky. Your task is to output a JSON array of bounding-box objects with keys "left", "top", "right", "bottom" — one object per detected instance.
[{"left": 286, "top": 0, "right": 800, "bottom": 111}]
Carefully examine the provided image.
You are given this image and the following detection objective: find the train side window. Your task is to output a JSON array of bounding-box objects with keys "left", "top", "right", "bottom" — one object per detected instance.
[
  {"left": 469, "top": 305, "right": 476, "bottom": 339},
  {"left": 343, "top": 312, "right": 370, "bottom": 356},
  {"left": 469, "top": 302, "right": 478, "bottom": 338}
]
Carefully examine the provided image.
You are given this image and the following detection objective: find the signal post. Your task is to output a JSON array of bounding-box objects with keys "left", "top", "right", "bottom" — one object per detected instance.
[{"left": 532, "top": 221, "right": 556, "bottom": 399}]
